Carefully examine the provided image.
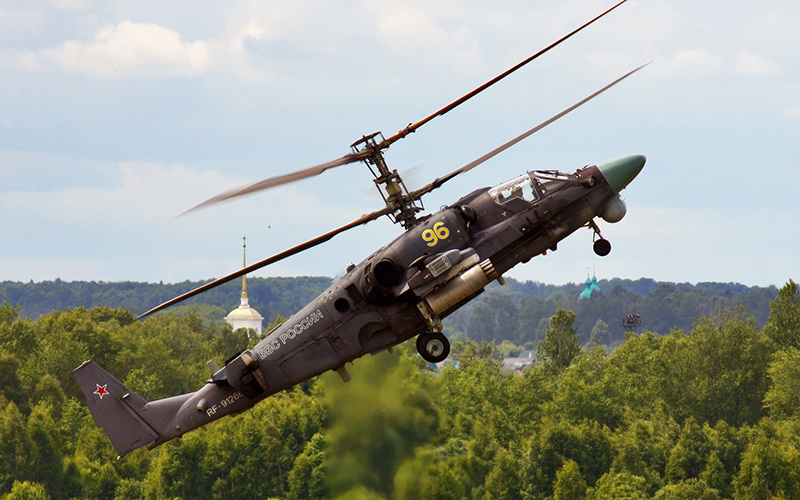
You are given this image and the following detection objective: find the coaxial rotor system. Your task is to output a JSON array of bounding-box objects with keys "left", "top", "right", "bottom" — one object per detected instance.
[
  {"left": 183, "top": 0, "right": 631, "bottom": 226},
  {"left": 141, "top": 0, "right": 645, "bottom": 319}
]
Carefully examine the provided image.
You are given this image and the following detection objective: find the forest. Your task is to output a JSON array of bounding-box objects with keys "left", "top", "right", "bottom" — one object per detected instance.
[
  {"left": 0, "top": 276, "right": 778, "bottom": 345},
  {"left": 0, "top": 279, "right": 798, "bottom": 499}
]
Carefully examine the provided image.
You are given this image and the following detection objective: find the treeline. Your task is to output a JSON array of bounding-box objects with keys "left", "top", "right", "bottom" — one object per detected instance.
[
  {"left": 0, "top": 281, "right": 799, "bottom": 499},
  {"left": 0, "top": 277, "right": 777, "bottom": 347},
  {"left": 447, "top": 278, "right": 777, "bottom": 347},
  {"left": 0, "top": 277, "right": 332, "bottom": 320}
]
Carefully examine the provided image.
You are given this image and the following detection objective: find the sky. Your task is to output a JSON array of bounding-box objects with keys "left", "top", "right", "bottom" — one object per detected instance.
[{"left": 0, "top": 0, "right": 798, "bottom": 290}]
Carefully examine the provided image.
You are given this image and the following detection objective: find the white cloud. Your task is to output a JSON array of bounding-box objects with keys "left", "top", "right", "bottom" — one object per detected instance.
[
  {"left": 0, "top": 49, "right": 44, "bottom": 72},
  {"left": 0, "top": 158, "right": 389, "bottom": 282},
  {"left": 0, "top": 159, "right": 372, "bottom": 248},
  {"left": 733, "top": 50, "right": 781, "bottom": 78},
  {"left": 662, "top": 48, "right": 724, "bottom": 76},
  {"left": 53, "top": 0, "right": 91, "bottom": 11},
  {"left": 1, "top": 162, "right": 233, "bottom": 228},
  {"left": 43, "top": 21, "right": 211, "bottom": 79},
  {"left": 373, "top": 5, "right": 482, "bottom": 70}
]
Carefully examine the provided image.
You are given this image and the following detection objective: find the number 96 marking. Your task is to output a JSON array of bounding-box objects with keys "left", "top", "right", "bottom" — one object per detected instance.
[{"left": 422, "top": 222, "right": 450, "bottom": 247}]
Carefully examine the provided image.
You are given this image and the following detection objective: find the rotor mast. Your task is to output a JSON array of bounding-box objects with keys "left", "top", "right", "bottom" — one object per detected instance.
[{"left": 351, "top": 132, "right": 423, "bottom": 229}]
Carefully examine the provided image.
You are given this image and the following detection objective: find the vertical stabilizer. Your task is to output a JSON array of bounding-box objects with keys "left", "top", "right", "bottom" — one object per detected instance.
[{"left": 73, "top": 360, "right": 160, "bottom": 458}]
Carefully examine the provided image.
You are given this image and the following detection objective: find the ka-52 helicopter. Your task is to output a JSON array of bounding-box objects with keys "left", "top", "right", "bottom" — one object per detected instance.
[{"left": 74, "top": 0, "right": 646, "bottom": 458}]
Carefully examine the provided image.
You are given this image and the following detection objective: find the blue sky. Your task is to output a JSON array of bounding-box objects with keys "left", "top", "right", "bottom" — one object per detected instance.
[{"left": 1, "top": 0, "right": 798, "bottom": 288}]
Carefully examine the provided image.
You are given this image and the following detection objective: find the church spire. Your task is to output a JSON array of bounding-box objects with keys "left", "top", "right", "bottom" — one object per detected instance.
[
  {"left": 225, "top": 235, "right": 264, "bottom": 335},
  {"left": 241, "top": 236, "right": 248, "bottom": 301}
]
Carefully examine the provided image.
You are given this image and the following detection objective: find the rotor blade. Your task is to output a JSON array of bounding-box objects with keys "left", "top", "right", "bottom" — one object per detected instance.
[
  {"left": 182, "top": 150, "right": 371, "bottom": 215},
  {"left": 138, "top": 206, "right": 391, "bottom": 319},
  {"left": 182, "top": 1, "right": 629, "bottom": 215},
  {"left": 408, "top": 63, "right": 650, "bottom": 200},
  {"left": 382, "top": 0, "right": 630, "bottom": 147}
]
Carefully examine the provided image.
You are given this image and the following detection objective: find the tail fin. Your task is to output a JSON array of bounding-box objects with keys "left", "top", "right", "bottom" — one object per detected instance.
[{"left": 73, "top": 360, "right": 160, "bottom": 458}]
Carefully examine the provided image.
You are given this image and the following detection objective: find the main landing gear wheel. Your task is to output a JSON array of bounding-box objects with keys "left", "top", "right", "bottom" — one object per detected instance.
[
  {"left": 416, "top": 331, "right": 450, "bottom": 363},
  {"left": 593, "top": 238, "right": 611, "bottom": 256}
]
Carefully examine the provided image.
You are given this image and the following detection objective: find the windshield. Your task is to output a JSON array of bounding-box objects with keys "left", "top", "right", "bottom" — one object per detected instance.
[{"left": 489, "top": 174, "right": 537, "bottom": 205}]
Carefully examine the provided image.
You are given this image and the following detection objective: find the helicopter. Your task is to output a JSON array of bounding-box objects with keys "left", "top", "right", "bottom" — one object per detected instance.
[{"left": 73, "top": 0, "right": 646, "bottom": 459}]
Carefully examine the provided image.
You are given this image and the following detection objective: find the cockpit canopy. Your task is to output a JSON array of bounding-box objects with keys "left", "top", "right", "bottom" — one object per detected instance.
[
  {"left": 489, "top": 174, "right": 537, "bottom": 205},
  {"left": 489, "top": 170, "right": 574, "bottom": 207},
  {"left": 532, "top": 170, "right": 571, "bottom": 195}
]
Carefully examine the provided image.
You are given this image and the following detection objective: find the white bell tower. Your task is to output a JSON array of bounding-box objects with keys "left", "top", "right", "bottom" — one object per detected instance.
[{"left": 224, "top": 236, "right": 264, "bottom": 335}]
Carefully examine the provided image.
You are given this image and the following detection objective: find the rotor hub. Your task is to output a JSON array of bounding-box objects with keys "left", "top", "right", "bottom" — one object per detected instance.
[{"left": 351, "top": 133, "right": 424, "bottom": 229}]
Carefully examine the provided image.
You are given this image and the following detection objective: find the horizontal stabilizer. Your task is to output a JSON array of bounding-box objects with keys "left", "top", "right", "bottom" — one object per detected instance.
[{"left": 73, "top": 360, "right": 159, "bottom": 458}]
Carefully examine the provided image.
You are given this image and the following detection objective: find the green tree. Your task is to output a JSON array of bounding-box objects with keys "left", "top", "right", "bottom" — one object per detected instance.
[
  {"left": 588, "top": 469, "right": 647, "bottom": 500},
  {"left": 699, "top": 452, "right": 727, "bottom": 498},
  {"left": 482, "top": 446, "right": 522, "bottom": 500},
  {"left": 0, "top": 305, "right": 36, "bottom": 357},
  {"left": 26, "top": 404, "right": 64, "bottom": 498},
  {"left": 2, "top": 481, "right": 50, "bottom": 500},
  {"left": 704, "top": 420, "right": 742, "bottom": 489},
  {"left": 587, "top": 319, "right": 610, "bottom": 347},
  {"left": 647, "top": 330, "right": 695, "bottom": 423},
  {"left": 537, "top": 309, "right": 581, "bottom": 373},
  {"left": 113, "top": 478, "right": 143, "bottom": 500},
  {"left": 0, "top": 303, "right": 20, "bottom": 326},
  {"left": 332, "top": 486, "right": 387, "bottom": 500},
  {"left": 143, "top": 435, "right": 209, "bottom": 499},
  {"left": 515, "top": 296, "right": 552, "bottom": 344},
  {"left": 521, "top": 419, "right": 613, "bottom": 499},
  {"left": 686, "top": 309, "right": 772, "bottom": 426},
  {"left": 30, "top": 376, "right": 66, "bottom": 420},
  {"left": 602, "top": 332, "right": 664, "bottom": 416},
  {"left": 466, "top": 301, "right": 497, "bottom": 342},
  {"left": 652, "top": 478, "right": 720, "bottom": 500},
  {"left": 77, "top": 461, "right": 119, "bottom": 500},
  {"left": 495, "top": 340, "right": 523, "bottom": 360},
  {"left": 764, "top": 347, "right": 800, "bottom": 418},
  {"left": 447, "top": 416, "right": 504, "bottom": 498},
  {"left": 763, "top": 280, "right": 800, "bottom": 349},
  {"left": 0, "top": 400, "right": 35, "bottom": 494},
  {"left": 553, "top": 459, "right": 588, "bottom": 500},
  {"left": 544, "top": 348, "right": 621, "bottom": 428},
  {"left": 393, "top": 446, "right": 465, "bottom": 500},
  {"left": 732, "top": 419, "right": 800, "bottom": 500},
  {"left": 322, "top": 352, "right": 438, "bottom": 497},
  {"left": 0, "top": 353, "right": 28, "bottom": 414},
  {"left": 56, "top": 461, "right": 82, "bottom": 500},
  {"left": 612, "top": 409, "right": 685, "bottom": 496},
  {"left": 665, "top": 417, "right": 710, "bottom": 482},
  {"left": 143, "top": 387, "right": 323, "bottom": 500},
  {"left": 287, "top": 432, "right": 327, "bottom": 500}
]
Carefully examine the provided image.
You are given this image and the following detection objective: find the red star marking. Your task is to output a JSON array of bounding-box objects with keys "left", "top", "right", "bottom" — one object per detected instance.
[{"left": 94, "top": 383, "right": 109, "bottom": 400}]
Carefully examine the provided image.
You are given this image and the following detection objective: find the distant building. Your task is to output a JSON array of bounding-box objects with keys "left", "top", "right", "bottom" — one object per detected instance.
[
  {"left": 502, "top": 351, "right": 535, "bottom": 375},
  {"left": 225, "top": 237, "right": 264, "bottom": 335},
  {"left": 579, "top": 271, "right": 601, "bottom": 300}
]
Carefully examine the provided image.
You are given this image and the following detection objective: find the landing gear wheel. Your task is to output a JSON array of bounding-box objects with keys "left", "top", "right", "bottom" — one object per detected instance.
[
  {"left": 593, "top": 238, "right": 611, "bottom": 256},
  {"left": 416, "top": 331, "right": 450, "bottom": 363}
]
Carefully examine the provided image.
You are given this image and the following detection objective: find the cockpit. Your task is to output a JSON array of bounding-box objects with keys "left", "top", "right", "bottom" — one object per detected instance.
[{"left": 489, "top": 174, "right": 537, "bottom": 205}]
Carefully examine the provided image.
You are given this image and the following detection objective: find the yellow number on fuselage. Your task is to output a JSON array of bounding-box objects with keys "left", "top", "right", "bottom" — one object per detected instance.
[{"left": 422, "top": 222, "right": 450, "bottom": 247}]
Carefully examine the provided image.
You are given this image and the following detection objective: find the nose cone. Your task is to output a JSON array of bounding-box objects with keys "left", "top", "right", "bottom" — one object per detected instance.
[{"left": 597, "top": 154, "right": 646, "bottom": 193}]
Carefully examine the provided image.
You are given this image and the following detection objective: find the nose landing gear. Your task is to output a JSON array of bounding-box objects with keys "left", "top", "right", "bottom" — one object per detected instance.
[{"left": 588, "top": 220, "right": 611, "bottom": 256}]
